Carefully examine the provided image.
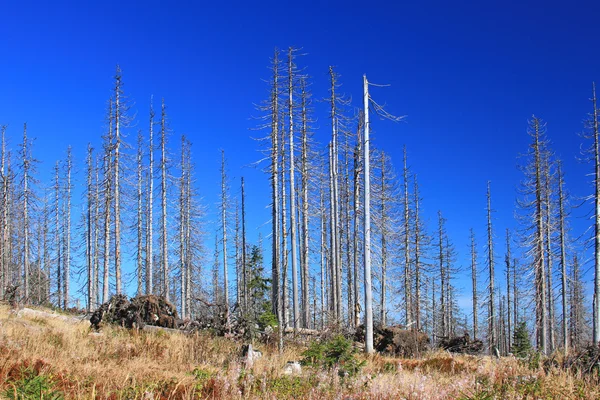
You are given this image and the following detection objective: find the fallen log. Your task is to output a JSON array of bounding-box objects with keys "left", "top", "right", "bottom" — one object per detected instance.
[{"left": 283, "top": 327, "right": 321, "bottom": 336}]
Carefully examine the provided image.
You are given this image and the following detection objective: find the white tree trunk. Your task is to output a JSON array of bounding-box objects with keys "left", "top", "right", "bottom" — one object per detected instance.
[{"left": 363, "top": 74, "right": 374, "bottom": 354}]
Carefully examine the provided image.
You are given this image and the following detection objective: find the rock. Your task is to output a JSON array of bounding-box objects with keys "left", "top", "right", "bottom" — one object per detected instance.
[
  {"left": 241, "top": 344, "right": 262, "bottom": 368},
  {"left": 283, "top": 361, "right": 302, "bottom": 375}
]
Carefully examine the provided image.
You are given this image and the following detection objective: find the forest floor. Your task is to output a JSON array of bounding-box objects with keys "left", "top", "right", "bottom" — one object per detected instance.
[{"left": 0, "top": 302, "right": 598, "bottom": 399}]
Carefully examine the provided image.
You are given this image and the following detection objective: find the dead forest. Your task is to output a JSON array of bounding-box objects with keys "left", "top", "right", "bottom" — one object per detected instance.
[{"left": 1, "top": 47, "right": 599, "bottom": 359}]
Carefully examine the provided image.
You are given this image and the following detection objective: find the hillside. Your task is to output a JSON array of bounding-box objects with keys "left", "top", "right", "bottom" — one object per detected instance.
[{"left": 0, "top": 302, "right": 598, "bottom": 399}]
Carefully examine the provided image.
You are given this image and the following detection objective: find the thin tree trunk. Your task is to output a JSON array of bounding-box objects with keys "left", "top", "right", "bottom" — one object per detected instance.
[
  {"left": 505, "top": 229, "right": 512, "bottom": 351},
  {"left": 363, "top": 74, "right": 374, "bottom": 353},
  {"left": 414, "top": 176, "right": 422, "bottom": 332},
  {"left": 220, "top": 150, "right": 229, "bottom": 321},
  {"left": 160, "top": 100, "right": 169, "bottom": 301},
  {"left": 137, "top": 132, "right": 144, "bottom": 295},
  {"left": 380, "top": 153, "right": 388, "bottom": 326},
  {"left": 241, "top": 177, "right": 248, "bottom": 312},
  {"left": 114, "top": 68, "right": 122, "bottom": 295},
  {"left": 146, "top": 99, "right": 155, "bottom": 294},
  {"left": 353, "top": 118, "right": 363, "bottom": 328},
  {"left": 486, "top": 181, "right": 496, "bottom": 353},
  {"left": 403, "top": 147, "right": 413, "bottom": 328},
  {"left": 287, "top": 48, "right": 300, "bottom": 330},
  {"left": 300, "top": 77, "right": 310, "bottom": 329},
  {"left": 64, "top": 147, "right": 72, "bottom": 309},
  {"left": 471, "top": 228, "right": 478, "bottom": 339},
  {"left": 22, "top": 124, "right": 30, "bottom": 303},
  {"left": 592, "top": 82, "right": 600, "bottom": 345},
  {"left": 268, "top": 50, "right": 282, "bottom": 351},
  {"left": 86, "top": 145, "right": 94, "bottom": 311},
  {"left": 558, "top": 163, "right": 569, "bottom": 353}
]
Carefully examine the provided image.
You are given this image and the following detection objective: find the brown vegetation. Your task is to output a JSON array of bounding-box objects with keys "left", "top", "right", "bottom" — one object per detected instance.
[{"left": 1, "top": 303, "right": 599, "bottom": 399}]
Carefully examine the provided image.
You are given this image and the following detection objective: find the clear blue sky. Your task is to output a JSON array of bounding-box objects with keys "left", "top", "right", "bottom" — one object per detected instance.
[{"left": 1, "top": 1, "right": 599, "bottom": 311}]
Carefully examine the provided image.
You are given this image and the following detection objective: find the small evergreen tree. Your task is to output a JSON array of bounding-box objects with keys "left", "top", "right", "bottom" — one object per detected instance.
[
  {"left": 511, "top": 321, "right": 532, "bottom": 357},
  {"left": 242, "top": 245, "right": 277, "bottom": 339}
]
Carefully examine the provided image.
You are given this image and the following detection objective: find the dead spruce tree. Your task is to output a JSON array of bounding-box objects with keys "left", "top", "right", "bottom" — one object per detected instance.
[
  {"left": 146, "top": 98, "right": 155, "bottom": 294},
  {"left": 486, "top": 181, "right": 496, "bottom": 353},
  {"left": 220, "top": 150, "right": 230, "bottom": 322},
  {"left": 471, "top": 228, "right": 479, "bottom": 339},
  {"left": 362, "top": 74, "right": 402, "bottom": 352},
  {"left": 160, "top": 99, "right": 170, "bottom": 300},
  {"left": 517, "top": 116, "right": 549, "bottom": 354},
  {"left": 583, "top": 83, "right": 600, "bottom": 345}
]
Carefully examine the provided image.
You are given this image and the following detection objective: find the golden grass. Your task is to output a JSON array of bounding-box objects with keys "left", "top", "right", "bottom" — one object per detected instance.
[{"left": 0, "top": 303, "right": 598, "bottom": 399}]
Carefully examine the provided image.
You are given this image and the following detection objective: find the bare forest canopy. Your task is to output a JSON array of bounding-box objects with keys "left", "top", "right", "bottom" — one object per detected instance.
[{"left": 0, "top": 48, "right": 599, "bottom": 356}]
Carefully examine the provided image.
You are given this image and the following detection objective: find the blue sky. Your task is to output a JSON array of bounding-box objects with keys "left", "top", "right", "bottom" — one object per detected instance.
[{"left": 1, "top": 0, "right": 600, "bottom": 313}]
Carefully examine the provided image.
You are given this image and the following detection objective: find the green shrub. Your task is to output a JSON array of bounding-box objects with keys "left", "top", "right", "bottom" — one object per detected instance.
[
  {"left": 192, "top": 367, "right": 213, "bottom": 394},
  {"left": 301, "top": 335, "right": 365, "bottom": 377},
  {"left": 3, "top": 366, "right": 63, "bottom": 400},
  {"left": 269, "top": 375, "right": 312, "bottom": 398}
]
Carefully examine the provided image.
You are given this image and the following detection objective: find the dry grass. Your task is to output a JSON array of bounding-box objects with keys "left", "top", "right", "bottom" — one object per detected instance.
[{"left": 0, "top": 303, "right": 598, "bottom": 399}]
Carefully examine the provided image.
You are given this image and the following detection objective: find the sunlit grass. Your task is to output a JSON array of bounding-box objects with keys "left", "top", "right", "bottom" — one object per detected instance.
[{"left": 0, "top": 302, "right": 598, "bottom": 399}]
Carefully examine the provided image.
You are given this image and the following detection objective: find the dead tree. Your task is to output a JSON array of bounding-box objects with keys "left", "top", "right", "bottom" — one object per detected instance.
[
  {"left": 146, "top": 98, "right": 155, "bottom": 294},
  {"left": 486, "top": 181, "right": 496, "bottom": 353},
  {"left": 471, "top": 228, "right": 478, "bottom": 339},
  {"left": 63, "top": 146, "right": 72, "bottom": 308},
  {"left": 220, "top": 150, "right": 230, "bottom": 322},
  {"left": 160, "top": 99, "right": 170, "bottom": 300}
]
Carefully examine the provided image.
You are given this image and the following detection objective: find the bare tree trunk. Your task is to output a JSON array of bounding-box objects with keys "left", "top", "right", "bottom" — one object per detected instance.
[
  {"left": 160, "top": 100, "right": 169, "bottom": 301},
  {"left": 363, "top": 74, "right": 374, "bottom": 353},
  {"left": 287, "top": 48, "right": 300, "bottom": 330},
  {"left": 328, "top": 143, "right": 337, "bottom": 320},
  {"left": 320, "top": 184, "right": 327, "bottom": 329},
  {"left": 241, "top": 177, "right": 248, "bottom": 312},
  {"left": 438, "top": 211, "right": 446, "bottom": 337},
  {"left": 113, "top": 68, "right": 122, "bottom": 295},
  {"left": 300, "top": 77, "right": 310, "bottom": 329},
  {"left": 531, "top": 117, "right": 548, "bottom": 354},
  {"left": 471, "top": 228, "right": 478, "bottom": 339},
  {"left": 93, "top": 160, "right": 100, "bottom": 306},
  {"left": 544, "top": 156, "right": 556, "bottom": 353},
  {"left": 136, "top": 132, "right": 144, "bottom": 295},
  {"left": 21, "top": 124, "right": 31, "bottom": 303},
  {"left": 55, "top": 162, "right": 63, "bottom": 306},
  {"left": 557, "top": 163, "right": 569, "bottom": 353},
  {"left": 329, "top": 67, "right": 343, "bottom": 322},
  {"left": 63, "top": 147, "right": 72, "bottom": 309},
  {"left": 220, "top": 150, "right": 229, "bottom": 321},
  {"left": 86, "top": 145, "right": 94, "bottom": 311},
  {"left": 353, "top": 118, "right": 363, "bottom": 328},
  {"left": 592, "top": 83, "right": 600, "bottom": 345},
  {"left": 380, "top": 153, "right": 388, "bottom": 326},
  {"left": 213, "top": 234, "right": 220, "bottom": 304},
  {"left": 403, "top": 147, "right": 413, "bottom": 328},
  {"left": 146, "top": 99, "right": 155, "bottom": 294},
  {"left": 486, "top": 181, "right": 496, "bottom": 353},
  {"left": 268, "top": 50, "right": 282, "bottom": 351},
  {"left": 179, "top": 136, "right": 186, "bottom": 317},
  {"left": 184, "top": 141, "right": 192, "bottom": 315},
  {"left": 414, "top": 176, "right": 422, "bottom": 332},
  {"left": 505, "top": 229, "right": 512, "bottom": 351}
]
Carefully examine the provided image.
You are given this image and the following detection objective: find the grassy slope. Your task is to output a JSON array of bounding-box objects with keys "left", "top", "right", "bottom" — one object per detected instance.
[{"left": 0, "top": 303, "right": 598, "bottom": 399}]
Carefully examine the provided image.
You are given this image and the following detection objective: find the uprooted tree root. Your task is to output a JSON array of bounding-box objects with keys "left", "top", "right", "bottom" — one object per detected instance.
[{"left": 90, "top": 294, "right": 179, "bottom": 330}]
